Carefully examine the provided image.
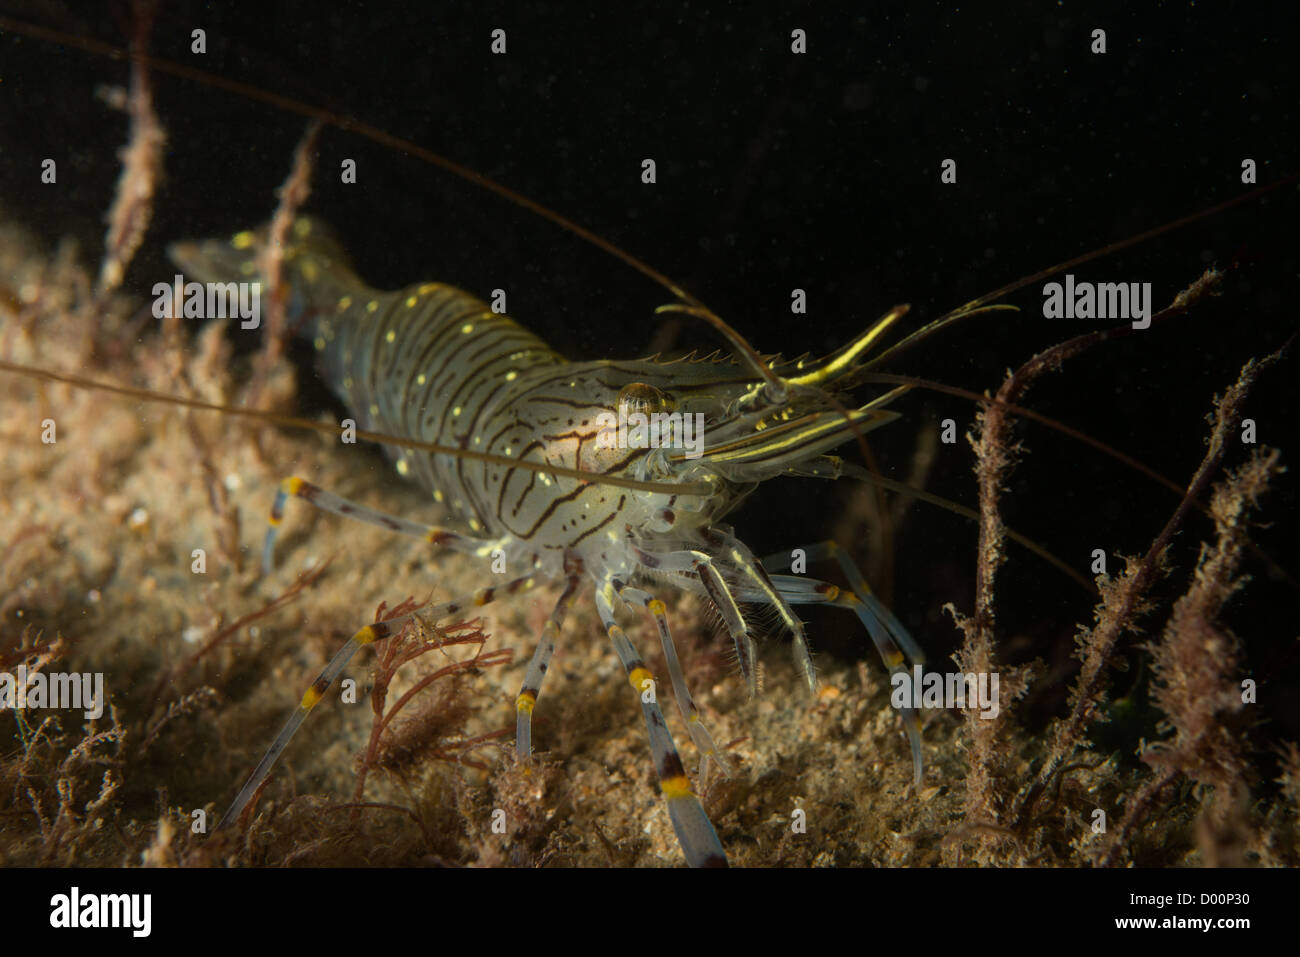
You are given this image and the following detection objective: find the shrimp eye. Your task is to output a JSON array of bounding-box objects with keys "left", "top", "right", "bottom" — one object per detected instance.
[{"left": 616, "top": 382, "right": 672, "bottom": 416}]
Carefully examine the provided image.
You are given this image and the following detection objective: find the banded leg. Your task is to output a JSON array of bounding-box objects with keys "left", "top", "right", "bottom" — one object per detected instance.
[
  {"left": 595, "top": 583, "right": 727, "bottom": 868},
  {"left": 771, "top": 539, "right": 926, "bottom": 665},
  {"left": 215, "top": 573, "right": 539, "bottom": 831},
  {"left": 264, "top": 475, "right": 493, "bottom": 574},
  {"left": 515, "top": 575, "right": 581, "bottom": 762},
  {"left": 635, "top": 538, "right": 813, "bottom": 697},
  {"left": 757, "top": 547, "right": 926, "bottom": 786},
  {"left": 612, "top": 580, "right": 734, "bottom": 777},
  {"left": 635, "top": 545, "right": 760, "bottom": 696}
]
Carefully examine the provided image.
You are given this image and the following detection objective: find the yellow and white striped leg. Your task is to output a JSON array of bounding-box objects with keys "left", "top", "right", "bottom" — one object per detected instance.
[
  {"left": 635, "top": 546, "right": 759, "bottom": 696},
  {"left": 515, "top": 575, "right": 580, "bottom": 762},
  {"left": 215, "top": 573, "right": 538, "bottom": 832},
  {"left": 636, "top": 539, "right": 812, "bottom": 697},
  {"left": 263, "top": 475, "right": 492, "bottom": 574},
  {"left": 595, "top": 583, "right": 727, "bottom": 868},
  {"left": 611, "top": 580, "right": 734, "bottom": 778},
  {"left": 763, "top": 540, "right": 926, "bottom": 663},
  {"left": 758, "top": 567, "right": 925, "bottom": 786}
]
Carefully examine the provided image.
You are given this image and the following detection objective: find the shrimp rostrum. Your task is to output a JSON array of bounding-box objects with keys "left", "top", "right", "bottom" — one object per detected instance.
[{"left": 174, "top": 217, "right": 928, "bottom": 868}]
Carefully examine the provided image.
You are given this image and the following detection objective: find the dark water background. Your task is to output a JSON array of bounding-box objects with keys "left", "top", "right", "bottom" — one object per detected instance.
[{"left": 2, "top": 3, "right": 1296, "bottom": 761}]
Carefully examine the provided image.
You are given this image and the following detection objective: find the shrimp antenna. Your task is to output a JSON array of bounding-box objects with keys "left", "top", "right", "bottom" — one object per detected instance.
[{"left": 0, "top": 359, "right": 712, "bottom": 496}]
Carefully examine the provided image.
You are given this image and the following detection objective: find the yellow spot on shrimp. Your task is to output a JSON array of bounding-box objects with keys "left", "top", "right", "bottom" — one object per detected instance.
[
  {"left": 232, "top": 230, "right": 255, "bottom": 249},
  {"left": 405, "top": 295, "right": 417, "bottom": 308},
  {"left": 396, "top": 459, "right": 410, "bottom": 476},
  {"left": 386, "top": 329, "right": 396, "bottom": 343},
  {"left": 366, "top": 300, "right": 379, "bottom": 313},
  {"left": 461, "top": 322, "right": 474, "bottom": 334},
  {"left": 338, "top": 295, "right": 352, "bottom": 310},
  {"left": 660, "top": 775, "right": 694, "bottom": 800},
  {"left": 314, "top": 337, "right": 326, "bottom": 351},
  {"left": 505, "top": 370, "right": 518, "bottom": 382},
  {"left": 416, "top": 374, "right": 427, "bottom": 386}
]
